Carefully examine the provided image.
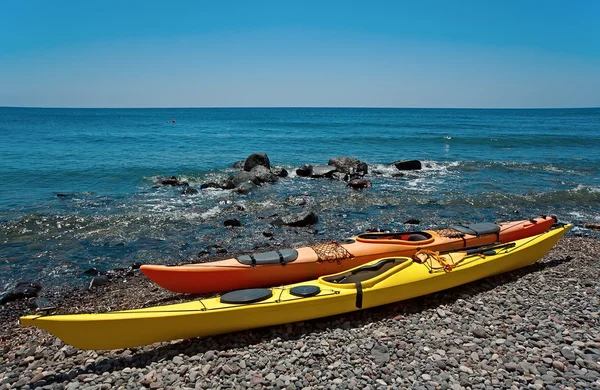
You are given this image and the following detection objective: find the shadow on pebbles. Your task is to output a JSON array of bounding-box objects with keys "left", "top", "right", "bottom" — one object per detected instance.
[{"left": 0, "top": 236, "right": 599, "bottom": 390}]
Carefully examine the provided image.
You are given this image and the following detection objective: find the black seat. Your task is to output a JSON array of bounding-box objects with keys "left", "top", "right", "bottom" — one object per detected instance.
[
  {"left": 449, "top": 222, "right": 500, "bottom": 236},
  {"left": 237, "top": 249, "right": 299, "bottom": 265},
  {"left": 220, "top": 288, "right": 273, "bottom": 304}
]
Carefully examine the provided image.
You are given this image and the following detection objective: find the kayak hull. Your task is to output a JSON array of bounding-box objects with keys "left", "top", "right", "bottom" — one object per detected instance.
[
  {"left": 141, "top": 216, "right": 556, "bottom": 294},
  {"left": 20, "top": 224, "right": 570, "bottom": 350}
]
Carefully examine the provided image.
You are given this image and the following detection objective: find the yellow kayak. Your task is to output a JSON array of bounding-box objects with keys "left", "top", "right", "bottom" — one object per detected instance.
[{"left": 20, "top": 224, "right": 570, "bottom": 350}]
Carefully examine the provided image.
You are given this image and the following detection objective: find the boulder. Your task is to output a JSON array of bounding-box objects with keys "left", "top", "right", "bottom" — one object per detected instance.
[
  {"left": 272, "top": 168, "right": 289, "bottom": 177},
  {"left": 393, "top": 160, "right": 422, "bottom": 171},
  {"left": 224, "top": 219, "right": 242, "bottom": 227},
  {"left": 200, "top": 182, "right": 222, "bottom": 190},
  {"left": 228, "top": 171, "right": 260, "bottom": 187},
  {"left": 250, "top": 165, "right": 279, "bottom": 183},
  {"left": 181, "top": 187, "right": 199, "bottom": 195},
  {"left": 584, "top": 223, "right": 600, "bottom": 231},
  {"left": 347, "top": 178, "right": 372, "bottom": 189},
  {"left": 332, "top": 172, "right": 349, "bottom": 181},
  {"left": 311, "top": 164, "right": 337, "bottom": 178},
  {"left": 0, "top": 281, "right": 43, "bottom": 305},
  {"left": 234, "top": 181, "right": 258, "bottom": 194},
  {"left": 328, "top": 156, "right": 369, "bottom": 175},
  {"left": 243, "top": 153, "right": 271, "bottom": 171},
  {"left": 271, "top": 210, "right": 318, "bottom": 227},
  {"left": 296, "top": 164, "right": 313, "bottom": 177},
  {"left": 157, "top": 176, "right": 189, "bottom": 186},
  {"left": 89, "top": 275, "right": 110, "bottom": 289}
]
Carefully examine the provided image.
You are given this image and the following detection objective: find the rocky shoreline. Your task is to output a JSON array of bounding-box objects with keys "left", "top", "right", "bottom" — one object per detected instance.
[{"left": 1, "top": 235, "right": 599, "bottom": 390}]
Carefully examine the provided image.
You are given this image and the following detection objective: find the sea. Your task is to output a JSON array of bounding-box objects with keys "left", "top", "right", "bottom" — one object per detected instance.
[{"left": 1, "top": 107, "right": 599, "bottom": 291}]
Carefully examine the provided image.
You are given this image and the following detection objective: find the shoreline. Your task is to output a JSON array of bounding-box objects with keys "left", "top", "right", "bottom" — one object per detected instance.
[{"left": 1, "top": 235, "right": 599, "bottom": 389}]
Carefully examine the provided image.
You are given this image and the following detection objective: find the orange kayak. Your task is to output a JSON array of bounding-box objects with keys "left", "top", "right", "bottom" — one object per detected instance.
[{"left": 140, "top": 216, "right": 557, "bottom": 294}]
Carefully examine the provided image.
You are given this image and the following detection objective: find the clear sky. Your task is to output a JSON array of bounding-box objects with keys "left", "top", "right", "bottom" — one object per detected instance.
[{"left": 1, "top": 0, "right": 599, "bottom": 108}]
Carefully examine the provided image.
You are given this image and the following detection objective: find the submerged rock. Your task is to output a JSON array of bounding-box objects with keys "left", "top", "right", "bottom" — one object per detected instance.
[
  {"left": 347, "top": 178, "right": 372, "bottom": 189},
  {"left": 181, "top": 187, "right": 199, "bottom": 195},
  {"left": 296, "top": 164, "right": 313, "bottom": 177},
  {"left": 0, "top": 281, "right": 43, "bottom": 305},
  {"left": 393, "top": 160, "right": 422, "bottom": 170},
  {"left": 224, "top": 218, "right": 242, "bottom": 227},
  {"left": 328, "top": 156, "right": 368, "bottom": 175},
  {"left": 311, "top": 164, "right": 337, "bottom": 178},
  {"left": 156, "top": 176, "right": 189, "bottom": 187},
  {"left": 272, "top": 168, "right": 289, "bottom": 177},
  {"left": 271, "top": 210, "right": 319, "bottom": 227},
  {"left": 250, "top": 165, "right": 279, "bottom": 183}
]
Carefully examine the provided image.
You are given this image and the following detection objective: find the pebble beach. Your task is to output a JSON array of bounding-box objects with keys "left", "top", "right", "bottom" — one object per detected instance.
[{"left": 1, "top": 234, "right": 599, "bottom": 390}]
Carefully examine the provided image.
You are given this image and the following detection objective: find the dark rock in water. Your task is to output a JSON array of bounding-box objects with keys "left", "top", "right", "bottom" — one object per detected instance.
[
  {"left": 220, "top": 181, "right": 236, "bottom": 190},
  {"left": 130, "top": 262, "right": 142, "bottom": 270},
  {"left": 393, "top": 160, "right": 422, "bottom": 170},
  {"left": 234, "top": 181, "right": 258, "bottom": 194},
  {"left": 232, "top": 160, "right": 245, "bottom": 169},
  {"left": 262, "top": 231, "right": 274, "bottom": 238},
  {"left": 83, "top": 267, "right": 101, "bottom": 276},
  {"left": 228, "top": 171, "right": 261, "bottom": 187},
  {"left": 251, "top": 165, "right": 279, "bottom": 183},
  {"left": 224, "top": 218, "right": 242, "bottom": 227},
  {"left": 244, "top": 153, "right": 271, "bottom": 171},
  {"left": 89, "top": 275, "right": 110, "bottom": 289},
  {"left": 271, "top": 210, "right": 318, "bottom": 227},
  {"left": 296, "top": 164, "right": 313, "bottom": 177},
  {"left": 16, "top": 281, "right": 43, "bottom": 291},
  {"left": 332, "top": 172, "right": 349, "bottom": 181},
  {"left": 0, "top": 281, "right": 43, "bottom": 304},
  {"left": 328, "top": 156, "right": 369, "bottom": 175},
  {"left": 311, "top": 164, "right": 337, "bottom": 178},
  {"left": 200, "top": 182, "right": 222, "bottom": 190},
  {"left": 208, "top": 244, "right": 228, "bottom": 255},
  {"left": 272, "top": 168, "right": 288, "bottom": 177},
  {"left": 584, "top": 223, "right": 600, "bottom": 231},
  {"left": 285, "top": 196, "right": 307, "bottom": 206},
  {"left": 157, "top": 176, "right": 189, "bottom": 187},
  {"left": 347, "top": 178, "right": 372, "bottom": 189},
  {"left": 404, "top": 218, "right": 420, "bottom": 225},
  {"left": 181, "top": 187, "right": 199, "bottom": 195}
]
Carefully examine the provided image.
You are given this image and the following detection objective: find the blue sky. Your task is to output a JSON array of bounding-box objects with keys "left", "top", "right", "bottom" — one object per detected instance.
[{"left": 1, "top": 0, "right": 599, "bottom": 108}]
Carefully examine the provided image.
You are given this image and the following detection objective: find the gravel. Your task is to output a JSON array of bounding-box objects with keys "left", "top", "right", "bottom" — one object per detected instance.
[{"left": 0, "top": 235, "right": 599, "bottom": 389}]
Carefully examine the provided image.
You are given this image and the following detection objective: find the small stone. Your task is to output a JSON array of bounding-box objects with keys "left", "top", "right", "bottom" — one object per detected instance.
[
  {"left": 561, "top": 347, "right": 576, "bottom": 361},
  {"left": 172, "top": 356, "right": 184, "bottom": 365},
  {"left": 472, "top": 327, "right": 487, "bottom": 338},
  {"left": 505, "top": 362, "right": 519, "bottom": 372},
  {"left": 266, "top": 373, "right": 277, "bottom": 381},
  {"left": 552, "top": 360, "right": 565, "bottom": 371}
]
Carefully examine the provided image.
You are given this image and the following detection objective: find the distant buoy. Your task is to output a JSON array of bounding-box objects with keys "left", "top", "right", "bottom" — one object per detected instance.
[{"left": 172, "top": 119, "right": 176, "bottom": 123}]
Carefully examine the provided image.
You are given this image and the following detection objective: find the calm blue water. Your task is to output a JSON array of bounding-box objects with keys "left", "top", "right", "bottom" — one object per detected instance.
[{"left": 1, "top": 108, "right": 599, "bottom": 290}]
